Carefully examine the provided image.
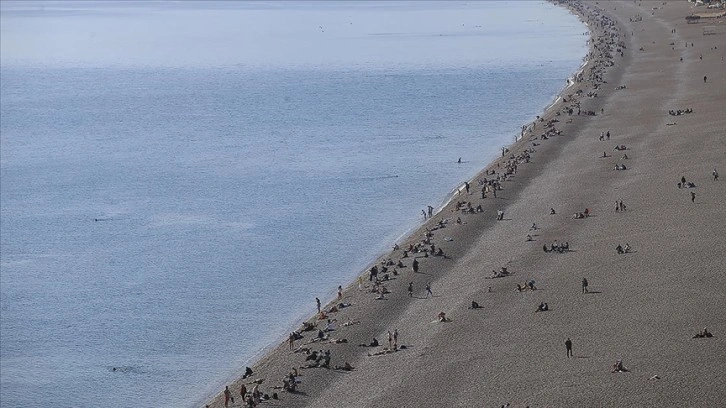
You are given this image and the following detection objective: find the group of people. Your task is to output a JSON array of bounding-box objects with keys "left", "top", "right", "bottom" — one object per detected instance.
[
  {"left": 543, "top": 241, "right": 570, "bottom": 253},
  {"left": 516, "top": 280, "right": 537, "bottom": 292},
  {"left": 668, "top": 108, "right": 692, "bottom": 116}
]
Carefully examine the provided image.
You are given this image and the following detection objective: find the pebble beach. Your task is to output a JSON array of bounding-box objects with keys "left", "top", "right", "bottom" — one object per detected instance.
[{"left": 205, "top": 1, "right": 726, "bottom": 407}]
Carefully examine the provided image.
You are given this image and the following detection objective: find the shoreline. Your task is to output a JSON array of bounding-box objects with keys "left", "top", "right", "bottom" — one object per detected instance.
[
  {"left": 204, "top": 0, "right": 726, "bottom": 406},
  {"left": 202, "top": 0, "right": 600, "bottom": 405},
  {"left": 201, "top": 0, "right": 598, "bottom": 404}
]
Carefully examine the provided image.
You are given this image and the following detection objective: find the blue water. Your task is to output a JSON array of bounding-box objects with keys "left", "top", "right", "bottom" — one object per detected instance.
[{"left": 0, "top": 2, "right": 587, "bottom": 407}]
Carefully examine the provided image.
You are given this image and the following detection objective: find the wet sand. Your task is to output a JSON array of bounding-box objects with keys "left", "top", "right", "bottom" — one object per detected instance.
[{"left": 205, "top": 1, "right": 726, "bottom": 407}]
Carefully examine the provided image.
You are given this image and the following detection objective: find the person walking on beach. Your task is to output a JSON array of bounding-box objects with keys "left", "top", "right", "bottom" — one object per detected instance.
[
  {"left": 422, "top": 209, "right": 427, "bottom": 220},
  {"left": 316, "top": 297, "right": 321, "bottom": 313},
  {"left": 691, "top": 191, "right": 696, "bottom": 203},
  {"left": 565, "top": 338, "right": 573, "bottom": 358},
  {"left": 408, "top": 282, "right": 414, "bottom": 297},
  {"left": 713, "top": 168, "right": 719, "bottom": 181},
  {"left": 337, "top": 285, "right": 343, "bottom": 300},
  {"left": 393, "top": 329, "right": 399, "bottom": 349},
  {"left": 289, "top": 332, "right": 295, "bottom": 350},
  {"left": 425, "top": 283, "right": 433, "bottom": 298},
  {"left": 387, "top": 330, "right": 393, "bottom": 349},
  {"left": 582, "top": 277, "right": 589, "bottom": 294}
]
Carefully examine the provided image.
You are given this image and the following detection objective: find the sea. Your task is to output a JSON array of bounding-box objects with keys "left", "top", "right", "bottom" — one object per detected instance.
[{"left": 0, "top": 1, "right": 587, "bottom": 407}]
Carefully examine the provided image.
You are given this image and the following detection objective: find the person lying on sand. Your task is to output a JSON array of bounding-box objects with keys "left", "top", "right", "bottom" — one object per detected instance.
[
  {"left": 611, "top": 360, "right": 628, "bottom": 373},
  {"left": 334, "top": 362, "right": 355, "bottom": 371},
  {"left": 468, "top": 301, "right": 483, "bottom": 309},
  {"left": 358, "top": 338, "right": 379, "bottom": 347},
  {"left": 367, "top": 348, "right": 397, "bottom": 357}
]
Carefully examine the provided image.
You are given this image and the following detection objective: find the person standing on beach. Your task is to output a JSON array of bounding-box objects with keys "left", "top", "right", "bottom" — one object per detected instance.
[
  {"left": 224, "top": 385, "right": 232, "bottom": 408},
  {"left": 565, "top": 338, "right": 573, "bottom": 358},
  {"left": 393, "top": 329, "right": 399, "bottom": 349},
  {"left": 426, "top": 283, "right": 433, "bottom": 298},
  {"left": 691, "top": 191, "right": 696, "bottom": 203},
  {"left": 412, "top": 259, "right": 419, "bottom": 274},
  {"left": 408, "top": 282, "right": 414, "bottom": 297},
  {"left": 337, "top": 285, "right": 343, "bottom": 300},
  {"left": 387, "top": 331, "right": 393, "bottom": 349},
  {"left": 713, "top": 168, "right": 719, "bottom": 181},
  {"left": 582, "top": 278, "right": 589, "bottom": 294},
  {"left": 316, "top": 297, "right": 321, "bottom": 313},
  {"left": 422, "top": 209, "right": 427, "bottom": 220},
  {"left": 289, "top": 332, "right": 295, "bottom": 350}
]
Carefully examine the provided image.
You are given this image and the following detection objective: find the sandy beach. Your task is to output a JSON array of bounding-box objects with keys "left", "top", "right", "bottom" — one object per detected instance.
[{"left": 205, "top": 1, "right": 726, "bottom": 407}]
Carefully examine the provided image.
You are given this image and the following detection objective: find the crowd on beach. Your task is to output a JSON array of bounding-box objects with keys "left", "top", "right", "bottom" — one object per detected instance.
[{"left": 210, "top": 1, "right": 722, "bottom": 406}]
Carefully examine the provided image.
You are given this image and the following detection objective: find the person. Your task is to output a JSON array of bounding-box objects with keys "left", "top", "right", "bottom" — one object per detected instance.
[
  {"left": 387, "top": 331, "right": 393, "bottom": 349},
  {"left": 469, "top": 301, "right": 482, "bottom": 309},
  {"left": 438, "top": 311, "right": 448, "bottom": 322},
  {"left": 624, "top": 243, "right": 631, "bottom": 253},
  {"left": 693, "top": 327, "right": 713, "bottom": 338},
  {"left": 582, "top": 277, "right": 589, "bottom": 294},
  {"left": 316, "top": 297, "right": 321, "bottom": 313},
  {"left": 412, "top": 259, "right": 419, "bottom": 273},
  {"left": 691, "top": 191, "right": 696, "bottom": 203},
  {"left": 335, "top": 362, "right": 355, "bottom": 371},
  {"left": 408, "top": 282, "right": 413, "bottom": 297},
  {"left": 240, "top": 383, "right": 247, "bottom": 399},
  {"left": 242, "top": 366, "right": 253, "bottom": 379},
  {"left": 612, "top": 360, "right": 626, "bottom": 373},
  {"left": 393, "top": 329, "right": 399, "bottom": 349},
  {"left": 616, "top": 244, "right": 624, "bottom": 254},
  {"left": 550, "top": 208, "right": 556, "bottom": 215},
  {"left": 536, "top": 302, "right": 546, "bottom": 312},
  {"left": 565, "top": 338, "right": 573, "bottom": 358},
  {"left": 289, "top": 332, "right": 295, "bottom": 350},
  {"left": 425, "top": 283, "right": 433, "bottom": 298},
  {"left": 713, "top": 169, "right": 719, "bottom": 181},
  {"left": 224, "top": 386, "right": 233, "bottom": 408},
  {"left": 359, "top": 338, "right": 379, "bottom": 347}
]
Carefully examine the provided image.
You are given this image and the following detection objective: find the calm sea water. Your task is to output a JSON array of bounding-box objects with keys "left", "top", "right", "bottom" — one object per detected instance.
[{"left": 0, "top": 2, "right": 586, "bottom": 407}]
